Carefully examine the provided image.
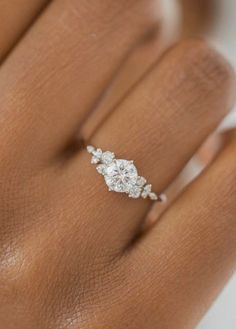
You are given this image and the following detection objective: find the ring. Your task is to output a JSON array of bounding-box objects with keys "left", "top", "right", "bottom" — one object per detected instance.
[{"left": 87, "top": 145, "right": 166, "bottom": 202}]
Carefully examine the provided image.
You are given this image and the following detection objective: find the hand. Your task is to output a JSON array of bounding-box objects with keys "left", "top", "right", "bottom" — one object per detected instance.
[{"left": 0, "top": 1, "right": 235, "bottom": 328}]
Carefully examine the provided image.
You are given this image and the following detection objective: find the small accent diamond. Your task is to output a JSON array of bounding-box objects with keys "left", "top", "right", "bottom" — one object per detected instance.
[
  {"left": 93, "top": 148, "right": 102, "bottom": 158},
  {"left": 101, "top": 151, "right": 114, "bottom": 164},
  {"left": 129, "top": 186, "right": 142, "bottom": 199},
  {"left": 141, "top": 184, "right": 152, "bottom": 198},
  {"left": 87, "top": 145, "right": 95, "bottom": 153},
  {"left": 91, "top": 156, "right": 100, "bottom": 164},
  {"left": 136, "top": 176, "right": 147, "bottom": 187},
  {"left": 96, "top": 164, "right": 107, "bottom": 175},
  {"left": 149, "top": 192, "right": 158, "bottom": 201},
  {"left": 91, "top": 148, "right": 102, "bottom": 164}
]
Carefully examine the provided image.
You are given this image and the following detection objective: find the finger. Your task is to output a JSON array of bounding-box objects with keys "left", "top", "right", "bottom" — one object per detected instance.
[
  {"left": 0, "top": 0, "right": 49, "bottom": 61},
  {"left": 67, "top": 40, "right": 234, "bottom": 248},
  {"left": 81, "top": 29, "right": 176, "bottom": 139},
  {"left": 129, "top": 132, "right": 236, "bottom": 329},
  {"left": 81, "top": 7, "right": 180, "bottom": 139},
  {"left": 180, "top": 0, "right": 213, "bottom": 36},
  {"left": 0, "top": 0, "right": 162, "bottom": 164}
]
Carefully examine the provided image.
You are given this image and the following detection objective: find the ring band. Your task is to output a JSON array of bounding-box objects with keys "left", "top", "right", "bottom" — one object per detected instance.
[{"left": 87, "top": 145, "right": 166, "bottom": 202}]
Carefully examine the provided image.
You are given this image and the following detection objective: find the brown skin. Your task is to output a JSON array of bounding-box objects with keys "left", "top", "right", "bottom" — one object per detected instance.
[
  {"left": 180, "top": 0, "right": 214, "bottom": 36},
  {"left": 0, "top": 0, "right": 50, "bottom": 60},
  {"left": 0, "top": 1, "right": 236, "bottom": 329}
]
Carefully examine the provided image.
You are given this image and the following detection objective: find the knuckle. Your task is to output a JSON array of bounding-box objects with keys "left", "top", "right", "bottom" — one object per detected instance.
[
  {"left": 177, "top": 39, "right": 235, "bottom": 93},
  {"left": 68, "top": 0, "right": 158, "bottom": 33}
]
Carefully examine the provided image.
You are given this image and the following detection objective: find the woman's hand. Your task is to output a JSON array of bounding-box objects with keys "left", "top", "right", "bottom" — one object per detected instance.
[{"left": 0, "top": 1, "right": 235, "bottom": 328}]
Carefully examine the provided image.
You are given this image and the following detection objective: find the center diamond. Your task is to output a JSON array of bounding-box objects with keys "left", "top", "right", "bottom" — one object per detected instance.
[{"left": 104, "top": 159, "right": 138, "bottom": 193}]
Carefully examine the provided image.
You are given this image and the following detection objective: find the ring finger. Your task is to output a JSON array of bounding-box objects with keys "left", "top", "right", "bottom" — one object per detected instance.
[{"left": 62, "top": 39, "right": 235, "bottom": 250}]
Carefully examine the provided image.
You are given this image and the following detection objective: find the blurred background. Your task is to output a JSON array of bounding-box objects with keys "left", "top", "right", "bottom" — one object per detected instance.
[{"left": 179, "top": 1, "right": 236, "bottom": 328}]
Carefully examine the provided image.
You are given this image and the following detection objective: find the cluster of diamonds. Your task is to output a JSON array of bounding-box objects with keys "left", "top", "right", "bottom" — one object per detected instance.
[{"left": 87, "top": 145, "right": 161, "bottom": 201}]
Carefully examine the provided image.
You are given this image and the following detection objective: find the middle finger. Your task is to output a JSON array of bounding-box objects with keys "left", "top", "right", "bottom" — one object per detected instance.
[{"left": 0, "top": 0, "right": 161, "bottom": 164}]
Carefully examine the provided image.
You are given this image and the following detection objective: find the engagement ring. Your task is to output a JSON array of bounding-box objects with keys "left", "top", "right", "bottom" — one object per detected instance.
[{"left": 87, "top": 145, "right": 166, "bottom": 202}]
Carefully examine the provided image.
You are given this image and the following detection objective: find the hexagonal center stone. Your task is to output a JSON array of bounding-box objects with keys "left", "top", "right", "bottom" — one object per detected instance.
[{"left": 104, "top": 159, "right": 138, "bottom": 193}]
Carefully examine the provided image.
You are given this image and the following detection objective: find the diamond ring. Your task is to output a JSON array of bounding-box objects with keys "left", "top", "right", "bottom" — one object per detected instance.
[{"left": 87, "top": 145, "right": 166, "bottom": 202}]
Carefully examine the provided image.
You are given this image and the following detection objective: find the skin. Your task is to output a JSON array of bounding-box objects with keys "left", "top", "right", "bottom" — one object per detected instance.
[
  {"left": 180, "top": 0, "right": 213, "bottom": 36},
  {"left": 0, "top": 0, "right": 50, "bottom": 60},
  {"left": 0, "top": 1, "right": 235, "bottom": 328}
]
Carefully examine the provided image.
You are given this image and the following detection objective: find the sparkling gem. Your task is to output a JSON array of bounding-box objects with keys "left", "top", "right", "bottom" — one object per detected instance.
[
  {"left": 101, "top": 151, "right": 114, "bottom": 164},
  {"left": 91, "top": 156, "right": 100, "bottom": 164},
  {"left": 93, "top": 148, "right": 102, "bottom": 158},
  {"left": 96, "top": 164, "right": 107, "bottom": 175},
  {"left": 149, "top": 192, "right": 158, "bottom": 201},
  {"left": 136, "top": 176, "right": 147, "bottom": 187},
  {"left": 129, "top": 186, "right": 142, "bottom": 199},
  {"left": 141, "top": 184, "right": 152, "bottom": 198},
  {"left": 91, "top": 148, "right": 103, "bottom": 164},
  {"left": 104, "top": 159, "right": 138, "bottom": 193},
  {"left": 87, "top": 145, "right": 95, "bottom": 153}
]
